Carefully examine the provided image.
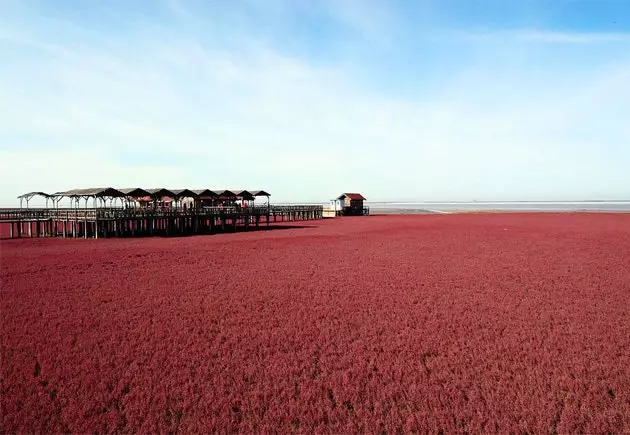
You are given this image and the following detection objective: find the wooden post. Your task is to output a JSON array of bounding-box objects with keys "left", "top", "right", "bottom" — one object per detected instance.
[
  {"left": 94, "top": 196, "right": 99, "bottom": 239},
  {"left": 83, "top": 198, "right": 87, "bottom": 239},
  {"left": 56, "top": 199, "right": 60, "bottom": 237}
]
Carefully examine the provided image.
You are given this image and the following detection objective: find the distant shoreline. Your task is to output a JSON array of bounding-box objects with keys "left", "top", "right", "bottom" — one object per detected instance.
[
  {"left": 367, "top": 200, "right": 630, "bottom": 214},
  {"left": 367, "top": 200, "right": 630, "bottom": 205},
  {"left": 371, "top": 208, "right": 630, "bottom": 215}
]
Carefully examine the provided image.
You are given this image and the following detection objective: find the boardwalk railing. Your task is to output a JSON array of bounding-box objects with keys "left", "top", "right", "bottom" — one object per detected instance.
[{"left": 0, "top": 205, "right": 323, "bottom": 239}]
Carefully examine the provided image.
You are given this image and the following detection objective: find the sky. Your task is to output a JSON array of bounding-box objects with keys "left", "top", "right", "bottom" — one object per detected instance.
[{"left": 1, "top": 0, "right": 629, "bottom": 204}]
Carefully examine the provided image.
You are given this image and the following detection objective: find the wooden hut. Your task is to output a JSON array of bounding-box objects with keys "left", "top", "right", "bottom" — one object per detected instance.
[{"left": 337, "top": 193, "right": 367, "bottom": 216}]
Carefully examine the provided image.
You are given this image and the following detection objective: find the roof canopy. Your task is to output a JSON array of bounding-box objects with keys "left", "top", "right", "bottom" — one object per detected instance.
[
  {"left": 17, "top": 191, "right": 51, "bottom": 200},
  {"left": 192, "top": 189, "right": 219, "bottom": 197},
  {"left": 250, "top": 190, "right": 271, "bottom": 197},
  {"left": 169, "top": 189, "right": 198, "bottom": 198},
  {"left": 146, "top": 188, "right": 176, "bottom": 198},
  {"left": 119, "top": 188, "right": 151, "bottom": 197},
  {"left": 18, "top": 187, "right": 272, "bottom": 201},
  {"left": 232, "top": 190, "right": 255, "bottom": 201},
  {"left": 53, "top": 188, "right": 126, "bottom": 198},
  {"left": 338, "top": 193, "right": 366, "bottom": 201},
  {"left": 213, "top": 189, "right": 236, "bottom": 197}
]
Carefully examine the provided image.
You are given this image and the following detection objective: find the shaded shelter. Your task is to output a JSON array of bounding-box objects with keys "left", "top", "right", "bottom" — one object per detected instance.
[
  {"left": 18, "top": 191, "right": 51, "bottom": 200},
  {"left": 118, "top": 188, "right": 152, "bottom": 208},
  {"left": 144, "top": 188, "right": 176, "bottom": 209},
  {"left": 192, "top": 189, "right": 219, "bottom": 208},
  {"left": 170, "top": 189, "right": 198, "bottom": 210},
  {"left": 17, "top": 191, "right": 52, "bottom": 208},
  {"left": 251, "top": 190, "right": 271, "bottom": 207},
  {"left": 52, "top": 188, "right": 126, "bottom": 208},
  {"left": 231, "top": 190, "right": 255, "bottom": 208},
  {"left": 337, "top": 193, "right": 368, "bottom": 216}
]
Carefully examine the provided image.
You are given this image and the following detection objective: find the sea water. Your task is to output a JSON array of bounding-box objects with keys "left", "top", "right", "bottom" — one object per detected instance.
[{"left": 367, "top": 201, "right": 630, "bottom": 213}]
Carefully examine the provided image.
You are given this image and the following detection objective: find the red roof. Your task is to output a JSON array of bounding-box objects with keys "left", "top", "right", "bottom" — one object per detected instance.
[{"left": 339, "top": 193, "right": 366, "bottom": 201}]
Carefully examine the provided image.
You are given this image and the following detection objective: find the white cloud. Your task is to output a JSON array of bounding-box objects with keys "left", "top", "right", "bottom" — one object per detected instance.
[
  {"left": 1, "top": 7, "right": 629, "bottom": 204},
  {"left": 317, "top": 0, "right": 399, "bottom": 43},
  {"left": 0, "top": 148, "right": 188, "bottom": 207}
]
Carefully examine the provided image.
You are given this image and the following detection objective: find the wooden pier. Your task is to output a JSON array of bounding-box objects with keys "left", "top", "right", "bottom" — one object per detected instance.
[{"left": 0, "top": 205, "right": 323, "bottom": 239}]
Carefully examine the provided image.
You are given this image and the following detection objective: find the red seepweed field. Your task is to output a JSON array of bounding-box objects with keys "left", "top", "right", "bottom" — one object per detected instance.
[{"left": 1, "top": 213, "right": 629, "bottom": 433}]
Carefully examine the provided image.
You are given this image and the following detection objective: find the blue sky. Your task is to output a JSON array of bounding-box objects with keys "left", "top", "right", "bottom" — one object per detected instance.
[{"left": 1, "top": 0, "right": 629, "bottom": 204}]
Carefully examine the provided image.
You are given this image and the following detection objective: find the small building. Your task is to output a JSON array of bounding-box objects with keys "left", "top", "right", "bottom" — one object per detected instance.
[
  {"left": 323, "top": 199, "right": 342, "bottom": 217},
  {"left": 337, "top": 193, "right": 368, "bottom": 216}
]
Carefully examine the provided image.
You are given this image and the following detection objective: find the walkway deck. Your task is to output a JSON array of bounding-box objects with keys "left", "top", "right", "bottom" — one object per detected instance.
[{"left": 0, "top": 205, "right": 323, "bottom": 239}]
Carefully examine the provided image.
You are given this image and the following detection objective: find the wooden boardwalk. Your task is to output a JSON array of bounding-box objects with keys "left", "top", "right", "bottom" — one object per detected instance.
[{"left": 0, "top": 205, "right": 322, "bottom": 239}]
